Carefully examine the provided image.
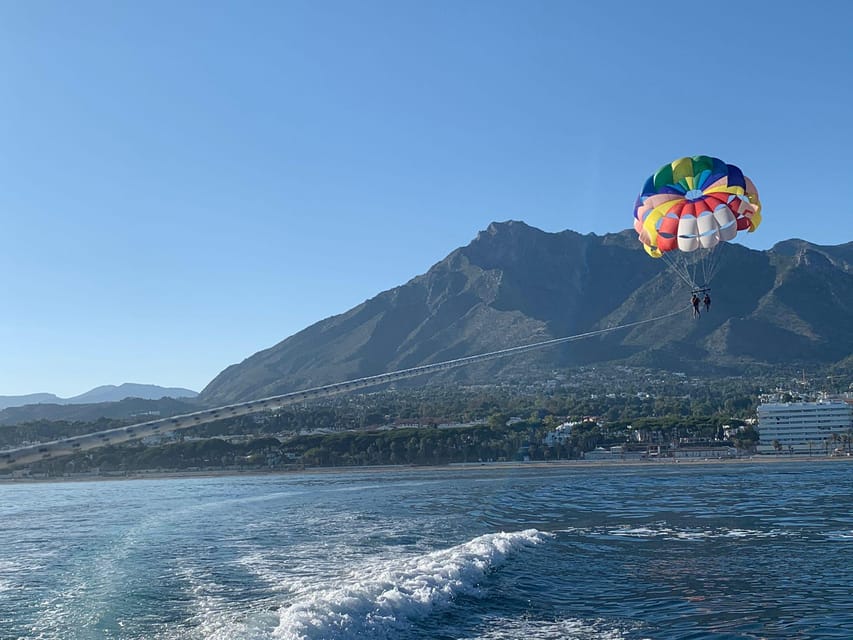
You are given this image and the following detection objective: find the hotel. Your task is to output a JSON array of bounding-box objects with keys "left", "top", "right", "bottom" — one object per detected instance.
[{"left": 756, "top": 400, "right": 853, "bottom": 455}]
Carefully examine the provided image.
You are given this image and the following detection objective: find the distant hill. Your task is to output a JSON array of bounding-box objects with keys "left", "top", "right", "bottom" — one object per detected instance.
[
  {"left": 68, "top": 384, "right": 198, "bottom": 405},
  {"left": 0, "top": 396, "right": 200, "bottom": 426},
  {"left": 199, "top": 221, "right": 853, "bottom": 405},
  {"left": 0, "top": 393, "right": 60, "bottom": 409},
  {"left": 0, "top": 383, "right": 198, "bottom": 411}
]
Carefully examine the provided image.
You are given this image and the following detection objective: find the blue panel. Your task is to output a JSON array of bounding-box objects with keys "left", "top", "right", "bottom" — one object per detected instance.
[{"left": 726, "top": 164, "right": 746, "bottom": 189}]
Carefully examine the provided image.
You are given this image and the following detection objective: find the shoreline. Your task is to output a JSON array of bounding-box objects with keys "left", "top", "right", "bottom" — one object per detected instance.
[{"left": 2, "top": 454, "right": 851, "bottom": 485}]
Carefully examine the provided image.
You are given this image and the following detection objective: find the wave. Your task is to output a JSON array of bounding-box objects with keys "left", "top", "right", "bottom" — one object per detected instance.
[
  {"left": 466, "top": 615, "right": 644, "bottom": 640},
  {"left": 273, "top": 529, "right": 548, "bottom": 640},
  {"left": 559, "top": 521, "right": 853, "bottom": 542},
  {"left": 0, "top": 559, "right": 22, "bottom": 592},
  {"left": 558, "top": 523, "right": 789, "bottom": 541},
  {"left": 826, "top": 530, "right": 853, "bottom": 541}
]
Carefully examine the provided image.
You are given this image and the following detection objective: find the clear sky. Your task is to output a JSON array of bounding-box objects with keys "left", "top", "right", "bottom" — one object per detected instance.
[{"left": 1, "top": 1, "right": 851, "bottom": 397}]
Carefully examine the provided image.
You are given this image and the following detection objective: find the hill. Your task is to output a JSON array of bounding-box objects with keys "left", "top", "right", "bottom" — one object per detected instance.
[
  {"left": 200, "top": 221, "right": 853, "bottom": 405},
  {"left": 0, "top": 396, "right": 199, "bottom": 426},
  {"left": 0, "top": 383, "right": 198, "bottom": 411}
]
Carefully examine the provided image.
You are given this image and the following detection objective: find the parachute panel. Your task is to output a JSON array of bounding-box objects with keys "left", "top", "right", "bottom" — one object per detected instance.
[
  {"left": 633, "top": 155, "right": 762, "bottom": 290},
  {"left": 677, "top": 216, "right": 700, "bottom": 252},
  {"left": 714, "top": 207, "right": 738, "bottom": 241},
  {"left": 697, "top": 213, "right": 719, "bottom": 249}
]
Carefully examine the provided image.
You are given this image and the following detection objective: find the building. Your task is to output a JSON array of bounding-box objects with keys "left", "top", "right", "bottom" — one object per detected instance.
[
  {"left": 583, "top": 445, "right": 647, "bottom": 461},
  {"left": 756, "top": 400, "right": 853, "bottom": 455},
  {"left": 543, "top": 422, "right": 574, "bottom": 447},
  {"left": 670, "top": 445, "right": 736, "bottom": 459}
]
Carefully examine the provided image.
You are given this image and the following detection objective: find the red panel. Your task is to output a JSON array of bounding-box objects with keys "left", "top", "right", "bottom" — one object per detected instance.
[
  {"left": 658, "top": 235, "right": 678, "bottom": 252},
  {"left": 692, "top": 198, "right": 711, "bottom": 216},
  {"left": 704, "top": 193, "right": 728, "bottom": 209},
  {"left": 658, "top": 236, "right": 678, "bottom": 251},
  {"left": 736, "top": 217, "right": 751, "bottom": 230},
  {"left": 667, "top": 201, "right": 686, "bottom": 217},
  {"left": 658, "top": 215, "right": 679, "bottom": 237},
  {"left": 728, "top": 197, "right": 742, "bottom": 213},
  {"left": 681, "top": 202, "right": 695, "bottom": 217}
]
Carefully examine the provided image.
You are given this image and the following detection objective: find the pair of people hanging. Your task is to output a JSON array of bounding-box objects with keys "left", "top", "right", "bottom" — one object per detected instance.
[{"left": 691, "top": 292, "right": 711, "bottom": 318}]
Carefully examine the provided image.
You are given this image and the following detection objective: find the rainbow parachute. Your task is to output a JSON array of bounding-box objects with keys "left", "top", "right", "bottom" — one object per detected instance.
[{"left": 633, "top": 155, "right": 761, "bottom": 289}]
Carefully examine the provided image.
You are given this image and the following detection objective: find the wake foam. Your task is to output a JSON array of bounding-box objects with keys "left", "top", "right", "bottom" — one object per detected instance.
[
  {"left": 469, "top": 616, "right": 645, "bottom": 640},
  {"left": 559, "top": 523, "right": 788, "bottom": 541},
  {"left": 274, "top": 529, "right": 547, "bottom": 640}
]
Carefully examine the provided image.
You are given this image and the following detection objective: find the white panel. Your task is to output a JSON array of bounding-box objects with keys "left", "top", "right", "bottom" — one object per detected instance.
[
  {"left": 677, "top": 215, "right": 700, "bottom": 252},
  {"left": 697, "top": 212, "right": 719, "bottom": 248},
  {"left": 701, "top": 232, "right": 720, "bottom": 249},
  {"left": 713, "top": 206, "right": 738, "bottom": 241}
]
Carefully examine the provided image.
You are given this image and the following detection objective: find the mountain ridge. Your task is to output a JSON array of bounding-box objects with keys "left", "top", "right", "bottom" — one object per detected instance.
[
  {"left": 0, "top": 383, "right": 198, "bottom": 411},
  {"left": 200, "top": 221, "right": 853, "bottom": 405}
]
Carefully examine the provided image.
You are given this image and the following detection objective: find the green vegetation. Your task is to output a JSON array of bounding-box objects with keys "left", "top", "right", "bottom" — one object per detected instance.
[{"left": 3, "top": 369, "right": 779, "bottom": 476}]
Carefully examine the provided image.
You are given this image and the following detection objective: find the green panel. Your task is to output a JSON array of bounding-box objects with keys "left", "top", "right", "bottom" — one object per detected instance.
[
  {"left": 653, "top": 163, "right": 674, "bottom": 189},
  {"left": 691, "top": 155, "right": 714, "bottom": 175}
]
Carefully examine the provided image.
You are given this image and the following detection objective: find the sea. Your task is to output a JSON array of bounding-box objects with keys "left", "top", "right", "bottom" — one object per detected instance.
[{"left": 2, "top": 460, "right": 852, "bottom": 640}]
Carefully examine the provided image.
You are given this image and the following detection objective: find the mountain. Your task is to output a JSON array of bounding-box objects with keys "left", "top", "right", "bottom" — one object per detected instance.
[
  {"left": 768, "top": 239, "right": 853, "bottom": 272},
  {"left": 200, "top": 221, "right": 853, "bottom": 405},
  {"left": 0, "top": 393, "right": 61, "bottom": 410},
  {"left": 0, "top": 396, "right": 199, "bottom": 426},
  {"left": 68, "top": 384, "right": 198, "bottom": 405},
  {"left": 0, "top": 383, "right": 198, "bottom": 411}
]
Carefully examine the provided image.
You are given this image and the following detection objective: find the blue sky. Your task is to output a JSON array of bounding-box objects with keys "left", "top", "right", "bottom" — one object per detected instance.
[{"left": 1, "top": 1, "right": 851, "bottom": 397}]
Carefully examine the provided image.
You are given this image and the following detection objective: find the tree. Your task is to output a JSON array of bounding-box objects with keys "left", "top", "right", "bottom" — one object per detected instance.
[{"left": 487, "top": 412, "right": 510, "bottom": 429}]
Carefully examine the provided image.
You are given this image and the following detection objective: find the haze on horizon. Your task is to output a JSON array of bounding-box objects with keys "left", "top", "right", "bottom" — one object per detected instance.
[{"left": 1, "top": 1, "right": 851, "bottom": 397}]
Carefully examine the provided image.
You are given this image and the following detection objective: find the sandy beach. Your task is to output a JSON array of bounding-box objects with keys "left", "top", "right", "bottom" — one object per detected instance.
[{"left": 2, "top": 453, "right": 851, "bottom": 485}]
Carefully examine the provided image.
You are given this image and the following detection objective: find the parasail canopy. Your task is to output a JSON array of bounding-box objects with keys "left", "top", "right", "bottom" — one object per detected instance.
[{"left": 633, "top": 155, "right": 761, "bottom": 290}]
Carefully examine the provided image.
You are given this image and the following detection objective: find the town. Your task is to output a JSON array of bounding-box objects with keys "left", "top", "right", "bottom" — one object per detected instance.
[{"left": 3, "top": 366, "right": 851, "bottom": 479}]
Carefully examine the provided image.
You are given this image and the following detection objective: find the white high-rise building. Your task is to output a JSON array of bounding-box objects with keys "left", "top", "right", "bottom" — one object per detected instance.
[{"left": 756, "top": 400, "right": 853, "bottom": 455}]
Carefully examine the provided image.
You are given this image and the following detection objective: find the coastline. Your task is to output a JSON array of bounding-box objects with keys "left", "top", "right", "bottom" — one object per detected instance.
[{"left": 2, "top": 454, "right": 851, "bottom": 485}]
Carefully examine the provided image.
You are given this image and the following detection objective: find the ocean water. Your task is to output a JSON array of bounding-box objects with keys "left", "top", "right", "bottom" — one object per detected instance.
[{"left": 2, "top": 461, "right": 852, "bottom": 640}]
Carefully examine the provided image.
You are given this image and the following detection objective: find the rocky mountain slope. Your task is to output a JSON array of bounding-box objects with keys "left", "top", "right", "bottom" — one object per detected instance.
[{"left": 200, "top": 221, "right": 853, "bottom": 405}]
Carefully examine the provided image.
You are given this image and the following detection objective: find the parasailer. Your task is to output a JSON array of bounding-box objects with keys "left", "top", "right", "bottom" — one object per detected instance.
[{"left": 633, "top": 155, "right": 761, "bottom": 292}]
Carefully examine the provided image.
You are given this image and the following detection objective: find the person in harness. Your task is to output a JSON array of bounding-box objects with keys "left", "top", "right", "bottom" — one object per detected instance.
[{"left": 691, "top": 294, "right": 701, "bottom": 318}]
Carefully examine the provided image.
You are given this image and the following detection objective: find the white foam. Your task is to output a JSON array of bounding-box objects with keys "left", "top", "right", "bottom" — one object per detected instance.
[
  {"left": 558, "top": 524, "right": 788, "bottom": 541},
  {"left": 607, "top": 524, "right": 787, "bottom": 541},
  {"left": 825, "top": 530, "right": 853, "bottom": 541},
  {"left": 163, "top": 561, "right": 280, "bottom": 640},
  {"left": 468, "top": 615, "right": 647, "bottom": 640},
  {"left": 0, "top": 559, "right": 19, "bottom": 592},
  {"left": 274, "top": 529, "right": 548, "bottom": 640}
]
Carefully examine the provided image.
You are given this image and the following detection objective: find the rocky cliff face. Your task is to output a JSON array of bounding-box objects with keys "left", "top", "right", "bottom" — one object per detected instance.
[{"left": 200, "top": 221, "right": 853, "bottom": 404}]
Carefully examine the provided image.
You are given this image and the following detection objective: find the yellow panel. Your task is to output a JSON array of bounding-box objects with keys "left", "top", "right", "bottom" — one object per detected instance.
[
  {"left": 671, "top": 157, "right": 694, "bottom": 183},
  {"left": 748, "top": 210, "right": 762, "bottom": 231},
  {"left": 644, "top": 244, "right": 663, "bottom": 258},
  {"left": 642, "top": 198, "right": 681, "bottom": 242},
  {"left": 705, "top": 185, "right": 745, "bottom": 196}
]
